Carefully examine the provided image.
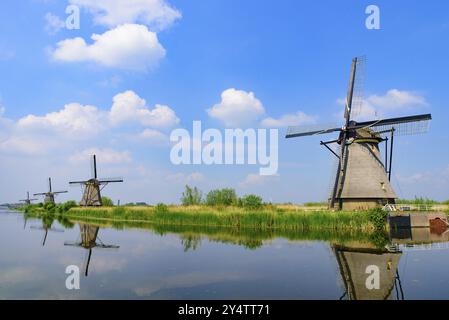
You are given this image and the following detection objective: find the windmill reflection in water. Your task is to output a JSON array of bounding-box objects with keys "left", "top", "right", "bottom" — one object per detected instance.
[
  {"left": 64, "top": 223, "right": 119, "bottom": 276},
  {"left": 29, "top": 214, "right": 64, "bottom": 246}
]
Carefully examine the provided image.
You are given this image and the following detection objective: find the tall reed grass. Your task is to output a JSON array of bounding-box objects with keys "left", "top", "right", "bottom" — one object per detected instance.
[{"left": 65, "top": 205, "right": 377, "bottom": 232}]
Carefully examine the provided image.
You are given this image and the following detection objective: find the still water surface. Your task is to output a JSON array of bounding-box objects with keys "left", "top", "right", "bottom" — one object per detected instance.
[{"left": 1, "top": 209, "right": 449, "bottom": 300}]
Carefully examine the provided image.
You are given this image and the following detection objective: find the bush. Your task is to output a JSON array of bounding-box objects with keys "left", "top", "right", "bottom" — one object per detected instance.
[
  {"left": 181, "top": 185, "right": 202, "bottom": 206},
  {"left": 205, "top": 188, "right": 237, "bottom": 206},
  {"left": 241, "top": 195, "right": 263, "bottom": 210},
  {"left": 155, "top": 203, "right": 168, "bottom": 214},
  {"left": 102, "top": 196, "right": 114, "bottom": 207},
  {"left": 367, "top": 208, "right": 388, "bottom": 230},
  {"left": 60, "top": 200, "right": 77, "bottom": 212},
  {"left": 369, "top": 230, "right": 389, "bottom": 248}
]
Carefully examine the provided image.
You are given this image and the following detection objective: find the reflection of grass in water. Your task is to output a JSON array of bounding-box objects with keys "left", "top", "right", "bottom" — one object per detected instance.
[
  {"left": 65, "top": 215, "right": 383, "bottom": 250},
  {"left": 66, "top": 206, "right": 376, "bottom": 232},
  {"left": 24, "top": 211, "right": 75, "bottom": 229}
]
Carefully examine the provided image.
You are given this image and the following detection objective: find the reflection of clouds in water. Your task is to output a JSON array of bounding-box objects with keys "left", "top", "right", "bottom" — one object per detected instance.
[
  {"left": 91, "top": 257, "right": 127, "bottom": 273},
  {"left": 58, "top": 251, "right": 127, "bottom": 273},
  {"left": 0, "top": 266, "right": 42, "bottom": 285},
  {"left": 129, "top": 236, "right": 182, "bottom": 256},
  {"left": 263, "top": 239, "right": 321, "bottom": 250},
  {"left": 133, "top": 271, "right": 256, "bottom": 297}
]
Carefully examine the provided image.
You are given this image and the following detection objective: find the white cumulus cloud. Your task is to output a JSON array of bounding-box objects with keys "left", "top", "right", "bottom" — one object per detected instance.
[
  {"left": 109, "top": 90, "right": 179, "bottom": 128},
  {"left": 0, "top": 136, "right": 54, "bottom": 155},
  {"left": 0, "top": 90, "right": 179, "bottom": 156},
  {"left": 51, "top": 24, "right": 166, "bottom": 71},
  {"left": 70, "top": 0, "right": 181, "bottom": 30},
  {"left": 17, "top": 103, "right": 106, "bottom": 138},
  {"left": 207, "top": 88, "right": 265, "bottom": 127},
  {"left": 69, "top": 148, "right": 132, "bottom": 164},
  {"left": 139, "top": 128, "right": 169, "bottom": 145},
  {"left": 261, "top": 111, "right": 316, "bottom": 128}
]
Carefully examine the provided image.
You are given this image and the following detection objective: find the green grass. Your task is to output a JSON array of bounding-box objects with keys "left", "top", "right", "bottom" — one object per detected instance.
[
  {"left": 396, "top": 197, "right": 442, "bottom": 205},
  {"left": 61, "top": 205, "right": 380, "bottom": 232}
]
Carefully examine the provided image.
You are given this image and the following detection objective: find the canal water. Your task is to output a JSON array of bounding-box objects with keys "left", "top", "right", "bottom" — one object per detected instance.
[{"left": 1, "top": 209, "right": 449, "bottom": 300}]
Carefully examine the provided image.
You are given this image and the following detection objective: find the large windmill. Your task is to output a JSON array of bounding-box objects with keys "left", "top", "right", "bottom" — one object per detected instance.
[
  {"left": 69, "top": 155, "right": 123, "bottom": 206},
  {"left": 334, "top": 244, "right": 403, "bottom": 300},
  {"left": 286, "top": 57, "right": 432, "bottom": 210},
  {"left": 64, "top": 223, "right": 119, "bottom": 276},
  {"left": 34, "top": 178, "right": 68, "bottom": 204},
  {"left": 19, "top": 192, "right": 38, "bottom": 205}
]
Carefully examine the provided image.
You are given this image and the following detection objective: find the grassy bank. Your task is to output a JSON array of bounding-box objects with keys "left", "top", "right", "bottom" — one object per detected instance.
[{"left": 60, "top": 205, "right": 384, "bottom": 232}]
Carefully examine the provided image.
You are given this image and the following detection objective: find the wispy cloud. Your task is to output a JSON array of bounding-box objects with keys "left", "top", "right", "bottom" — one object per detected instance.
[
  {"left": 69, "top": 148, "right": 132, "bottom": 164},
  {"left": 261, "top": 111, "right": 316, "bottom": 128},
  {"left": 44, "top": 12, "right": 65, "bottom": 34},
  {"left": 337, "top": 89, "right": 429, "bottom": 120},
  {"left": 70, "top": 0, "right": 182, "bottom": 31}
]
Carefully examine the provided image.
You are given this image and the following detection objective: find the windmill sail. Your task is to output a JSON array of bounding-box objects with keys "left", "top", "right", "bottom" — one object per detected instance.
[
  {"left": 349, "top": 56, "right": 366, "bottom": 120},
  {"left": 352, "top": 114, "right": 432, "bottom": 136},
  {"left": 286, "top": 123, "right": 342, "bottom": 138}
]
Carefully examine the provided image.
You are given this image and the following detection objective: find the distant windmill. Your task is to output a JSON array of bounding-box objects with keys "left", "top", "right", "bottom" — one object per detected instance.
[
  {"left": 64, "top": 223, "right": 119, "bottom": 276},
  {"left": 69, "top": 155, "right": 123, "bottom": 206},
  {"left": 286, "top": 57, "right": 432, "bottom": 210},
  {"left": 19, "top": 191, "right": 38, "bottom": 205},
  {"left": 34, "top": 178, "right": 68, "bottom": 204}
]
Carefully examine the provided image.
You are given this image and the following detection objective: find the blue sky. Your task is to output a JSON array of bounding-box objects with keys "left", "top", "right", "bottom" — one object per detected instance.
[{"left": 0, "top": 0, "right": 448, "bottom": 204}]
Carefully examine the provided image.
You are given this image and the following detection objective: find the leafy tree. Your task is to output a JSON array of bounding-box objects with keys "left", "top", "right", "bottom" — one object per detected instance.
[
  {"left": 102, "top": 196, "right": 114, "bottom": 207},
  {"left": 205, "top": 188, "right": 237, "bottom": 206},
  {"left": 241, "top": 194, "right": 263, "bottom": 209},
  {"left": 181, "top": 185, "right": 202, "bottom": 206},
  {"left": 61, "top": 200, "right": 77, "bottom": 212}
]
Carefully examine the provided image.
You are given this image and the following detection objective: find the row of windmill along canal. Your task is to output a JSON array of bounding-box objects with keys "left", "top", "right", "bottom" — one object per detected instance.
[
  {"left": 21, "top": 57, "right": 433, "bottom": 211},
  {"left": 20, "top": 155, "right": 123, "bottom": 207}
]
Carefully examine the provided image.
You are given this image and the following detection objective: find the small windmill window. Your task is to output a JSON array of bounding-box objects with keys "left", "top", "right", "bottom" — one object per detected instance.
[{"left": 381, "top": 182, "right": 386, "bottom": 191}]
